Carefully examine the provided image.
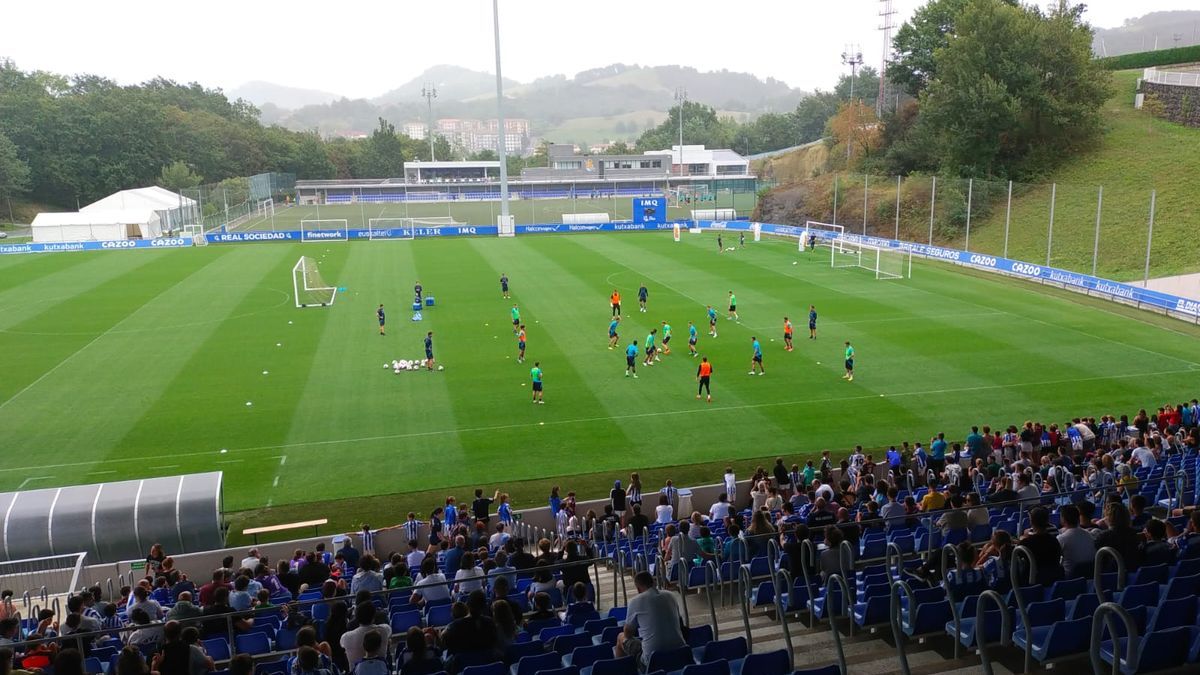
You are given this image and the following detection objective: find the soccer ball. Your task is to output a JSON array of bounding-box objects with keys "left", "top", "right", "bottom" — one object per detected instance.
[
  {"left": 383, "top": 363, "right": 390, "bottom": 369},
  {"left": 437, "top": 365, "right": 445, "bottom": 371}
]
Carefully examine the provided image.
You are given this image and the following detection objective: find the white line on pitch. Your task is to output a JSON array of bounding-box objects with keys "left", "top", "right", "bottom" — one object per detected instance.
[
  {"left": 17, "top": 476, "right": 52, "bottom": 489},
  {"left": 272, "top": 476, "right": 280, "bottom": 488},
  {"left": 87, "top": 471, "right": 117, "bottom": 475},
  {"left": 0, "top": 366, "right": 1189, "bottom": 476},
  {"left": 273, "top": 455, "right": 287, "bottom": 466},
  {"left": 149, "top": 465, "right": 179, "bottom": 471}
]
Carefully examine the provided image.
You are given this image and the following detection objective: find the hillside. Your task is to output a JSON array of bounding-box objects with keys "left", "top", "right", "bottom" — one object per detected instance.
[
  {"left": 957, "top": 69, "right": 1200, "bottom": 281},
  {"left": 228, "top": 81, "right": 341, "bottom": 109},
  {"left": 256, "top": 63, "right": 803, "bottom": 140},
  {"left": 1093, "top": 10, "right": 1200, "bottom": 56},
  {"left": 755, "top": 70, "right": 1200, "bottom": 281}
]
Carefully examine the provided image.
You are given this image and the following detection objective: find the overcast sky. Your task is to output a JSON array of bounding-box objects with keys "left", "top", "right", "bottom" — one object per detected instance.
[{"left": 1, "top": 1, "right": 1195, "bottom": 99}]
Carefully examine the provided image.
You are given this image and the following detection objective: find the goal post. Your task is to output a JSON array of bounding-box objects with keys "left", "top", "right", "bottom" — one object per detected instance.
[
  {"left": 299, "top": 219, "right": 348, "bottom": 242},
  {"left": 365, "top": 217, "right": 465, "bottom": 240},
  {"left": 367, "top": 218, "right": 416, "bottom": 240},
  {"left": 829, "top": 237, "right": 911, "bottom": 280},
  {"left": 256, "top": 198, "right": 274, "bottom": 217},
  {"left": 801, "top": 220, "right": 845, "bottom": 251},
  {"left": 292, "top": 256, "right": 337, "bottom": 307}
]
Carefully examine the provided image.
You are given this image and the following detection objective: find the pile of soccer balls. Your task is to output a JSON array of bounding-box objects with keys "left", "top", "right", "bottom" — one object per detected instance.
[{"left": 384, "top": 360, "right": 444, "bottom": 373}]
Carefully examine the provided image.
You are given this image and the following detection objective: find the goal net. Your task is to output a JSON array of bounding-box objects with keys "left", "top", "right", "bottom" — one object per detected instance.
[
  {"left": 366, "top": 217, "right": 465, "bottom": 240},
  {"left": 292, "top": 256, "right": 337, "bottom": 307},
  {"left": 830, "top": 238, "right": 911, "bottom": 280},
  {"left": 801, "top": 220, "right": 845, "bottom": 251},
  {"left": 300, "top": 219, "right": 348, "bottom": 242}
]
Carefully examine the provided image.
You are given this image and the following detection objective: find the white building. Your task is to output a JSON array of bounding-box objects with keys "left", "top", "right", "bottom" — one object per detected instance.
[
  {"left": 645, "top": 145, "right": 750, "bottom": 177},
  {"left": 31, "top": 209, "right": 163, "bottom": 243}
]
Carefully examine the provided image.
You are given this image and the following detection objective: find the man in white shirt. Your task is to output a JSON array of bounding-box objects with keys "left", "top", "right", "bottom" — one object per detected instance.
[
  {"left": 488, "top": 523, "right": 510, "bottom": 549},
  {"left": 709, "top": 493, "right": 733, "bottom": 522},
  {"left": 1131, "top": 442, "right": 1157, "bottom": 470},
  {"left": 880, "top": 487, "right": 906, "bottom": 528},
  {"left": 723, "top": 468, "right": 737, "bottom": 502},
  {"left": 812, "top": 479, "right": 835, "bottom": 504},
  {"left": 1015, "top": 473, "right": 1041, "bottom": 506},
  {"left": 405, "top": 540, "right": 425, "bottom": 571},
  {"left": 1056, "top": 504, "right": 1095, "bottom": 578},
  {"left": 240, "top": 549, "right": 261, "bottom": 571},
  {"left": 340, "top": 602, "right": 391, "bottom": 666}
]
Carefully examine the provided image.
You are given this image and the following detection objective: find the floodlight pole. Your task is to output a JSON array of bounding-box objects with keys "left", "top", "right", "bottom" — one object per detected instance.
[
  {"left": 421, "top": 84, "right": 438, "bottom": 161},
  {"left": 841, "top": 46, "right": 863, "bottom": 162},
  {"left": 674, "top": 87, "right": 687, "bottom": 176},
  {"left": 492, "top": 0, "right": 510, "bottom": 224}
]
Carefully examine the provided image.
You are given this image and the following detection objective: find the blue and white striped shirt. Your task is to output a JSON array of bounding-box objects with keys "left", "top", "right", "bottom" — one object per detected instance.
[{"left": 402, "top": 520, "right": 421, "bottom": 543}]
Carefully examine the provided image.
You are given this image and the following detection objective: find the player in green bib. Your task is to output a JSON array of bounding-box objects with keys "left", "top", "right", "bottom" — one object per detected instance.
[
  {"left": 727, "top": 291, "right": 739, "bottom": 321},
  {"left": 511, "top": 305, "right": 521, "bottom": 335},
  {"left": 530, "top": 362, "right": 544, "bottom": 403},
  {"left": 660, "top": 322, "right": 672, "bottom": 356},
  {"left": 843, "top": 341, "right": 855, "bottom": 382}
]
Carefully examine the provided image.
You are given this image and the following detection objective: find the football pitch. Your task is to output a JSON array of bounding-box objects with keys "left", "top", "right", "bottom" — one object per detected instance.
[
  {"left": 232, "top": 193, "right": 757, "bottom": 231},
  {"left": 1, "top": 232, "right": 1197, "bottom": 535}
]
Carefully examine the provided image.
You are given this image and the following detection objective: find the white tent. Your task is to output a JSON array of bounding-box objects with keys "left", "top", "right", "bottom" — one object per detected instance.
[
  {"left": 82, "top": 186, "right": 196, "bottom": 232},
  {"left": 31, "top": 209, "right": 163, "bottom": 243}
]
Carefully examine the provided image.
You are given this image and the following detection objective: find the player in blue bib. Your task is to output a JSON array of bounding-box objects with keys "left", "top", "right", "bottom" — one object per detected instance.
[
  {"left": 377, "top": 304, "right": 385, "bottom": 336},
  {"left": 424, "top": 331, "right": 435, "bottom": 371},
  {"left": 608, "top": 316, "right": 620, "bottom": 349},
  {"left": 809, "top": 305, "right": 818, "bottom": 339},
  {"left": 625, "top": 340, "right": 639, "bottom": 378},
  {"left": 749, "top": 336, "right": 764, "bottom": 376},
  {"left": 638, "top": 284, "right": 648, "bottom": 313},
  {"left": 706, "top": 305, "right": 718, "bottom": 338},
  {"left": 687, "top": 321, "right": 698, "bottom": 357}
]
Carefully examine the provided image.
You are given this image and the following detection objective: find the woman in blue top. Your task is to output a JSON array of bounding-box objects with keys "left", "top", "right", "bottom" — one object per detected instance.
[{"left": 549, "top": 486, "right": 561, "bottom": 517}]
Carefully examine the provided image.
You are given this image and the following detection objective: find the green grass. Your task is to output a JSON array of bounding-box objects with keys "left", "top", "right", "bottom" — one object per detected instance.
[
  {"left": 237, "top": 195, "right": 758, "bottom": 232},
  {"left": 949, "top": 70, "right": 1200, "bottom": 280},
  {"left": 2, "top": 232, "right": 1198, "bottom": 545}
]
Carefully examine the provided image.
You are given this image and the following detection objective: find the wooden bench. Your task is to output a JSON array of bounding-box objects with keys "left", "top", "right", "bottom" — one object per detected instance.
[{"left": 242, "top": 518, "right": 328, "bottom": 544}]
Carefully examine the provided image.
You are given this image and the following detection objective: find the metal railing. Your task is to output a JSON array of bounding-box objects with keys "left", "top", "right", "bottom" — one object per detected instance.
[
  {"left": 1143, "top": 67, "right": 1200, "bottom": 87},
  {"left": 1090, "top": 602, "right": 1140, "bottom": 675}
]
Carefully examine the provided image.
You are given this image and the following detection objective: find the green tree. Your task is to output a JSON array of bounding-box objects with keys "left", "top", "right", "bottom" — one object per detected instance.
[
  {"left": 468, "top": 149, "right": 499, "bottom": 162},
  {"left": 358, "top": 118, "right": 407, "bottom": 178},
  {"left": 916, "top": 0, "right": 1111, "bottom": 177},
  {"left": 601, "top": 141, "right": 633, "bottom": 155},
  {"left": 0, "top": 130, "right": 32, "bottom": 202},
  {"left": 888, "top": 0, "right": 1019, "bottom": 96},
  {"left": 158, "top": 160, "right": 202, "bottom": 191},
  {"left": 635, "top": 100, "right": 733, "bottom": 152},
  {"left": 834, "top": 66, "right": 881, "bottom": 108}
]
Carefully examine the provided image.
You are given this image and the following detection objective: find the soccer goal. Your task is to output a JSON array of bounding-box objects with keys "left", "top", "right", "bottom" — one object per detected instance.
[
  {"left": 830, "top": 238, "right": 911, "bottom": 280},
  {"left": 801, "top": 220, "right": 845, "bottom": 251},
  {"left": 256, "top": 198, "right": 274, "bottom": 217},
  {"left": 366, "top": 218, "right": 415, "bottom": 240},
  {"left": 292, "top": 256, "right": 337, "bottom": 307},
  {"left": 300, "top": 219, "right": 348, "bottom": 242}
]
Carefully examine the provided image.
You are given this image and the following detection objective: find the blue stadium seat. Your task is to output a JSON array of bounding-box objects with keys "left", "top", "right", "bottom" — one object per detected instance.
[
  {"left": 510, "top": 652, "right": 562, "bottom": 675},
  {"left": 551, "top": 632, "right": 593, "bottom": 657},
  {"left": 563, "top": 644, "right": 613, "bottom": 669},
  {"left": 1145, "top": 596, "right": 1196, "bottom": 634},
  {"left": 680, "top": 661, "right": 729, "bottom": 675},
  {"left": 685, "top": 625, "right": 714, "bottom": 649},
  {"left": 391, "top": 609, "right": 423, "bottom": 633},
  {"left": 1012, "top": 616, "right": 1091, "bottom": 664},
  {"left": 581, "top": 656, "right": 637, "bottom": 675},
  {"left": 1100, "top": 625, "right": 1198, "bottom": 674},
  {"left": 463, "top": 663, "right": 506, "bottom": 675},
  {"left": 646, "top": 646, "right": 694, "bottom": 674},
  {"left": 537, "top": 667, "right": 579, "bottom": 675},
  {"left": 729, "top": 649, "right": 790, "bottom": 675},
  {"left": 692, "top": 637, "right": 747, "bottom": 665},
  {"left": 202, "top": 638, "right": 231, "bottom": 662},
  {"left": 503, "top": 640, "right": 544, "bottom": 666},
  {"left": 274, "top": 626, "right": 298, "bottom": 651},
  {"left": 254, "top": 658, "right": 288, "bottom": 675},
  {"left": 427, "top": 603, "right": 455, "bottom": 628},
  {"left": 234, "top": 632, "right": 271, "bottom": 656}
]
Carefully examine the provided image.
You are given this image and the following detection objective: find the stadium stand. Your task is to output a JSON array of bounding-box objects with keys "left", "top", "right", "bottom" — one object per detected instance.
[{"left": 3, "top": 407, "right": 1200, "bottom": 674}]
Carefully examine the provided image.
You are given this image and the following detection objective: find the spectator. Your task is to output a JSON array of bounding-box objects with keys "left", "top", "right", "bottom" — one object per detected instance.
[
  {"left": 561, "top": 540, "right": 592, "bottom": 592},
  {"left": 351, "top": 632, "right": 387, "bottom": 675},
  {"left": 488, "top": 523, "right": 510, "bottom": 549},
  {"left": 239, "top": 549, "right": 261, "bottom": 572},
  {"left": 228, "top": 576, "right": 253, "bottom": 612},
  {"left": 492, "top": 599, "right": 520, "bottom": 647},
  {"left": 337, "top": 538, "right": 361, "bottom": 569},
  {"left": 227, "top": 655, "right": 253, "bottom": 675},
  {"left": 399, "top": 627, "right": 441, "bottom": 675},
  {"left": 1129, "top": 495, "right": 1150, "bottom": 530},
  {"left": 945, "top": 540, "right": 986, "bottom": 600},
  {"left": 410, "top": 558, "right": 450, "bottom": 607},
  {"left": 339, "top": 603, "right": 390, "bottom": 667},
  {"left": 441, "top": 591, "right": 500, "bottom": 668},
  {"left": 654, "top": 495, "right": 674, "bottom": 525},
  {"left": 1018, "top": 508, "right": 1063, "bottom": 586},
  {"left": 453, "top": 553, "right": 485, "bottom": 595},
  {"left": 611, "top": 480, "right": 628, "bottom": 522},
  {"left": 350, "top": 556, "right": 383, "bottom": 595},
  {"left": 299, "top": 553, "right": 331, "bottom": 592},
  {"left": 880, "top": 488, "right": 905, "bottom": 528},
  {"left": 294, "top": 646, "right": 335, "bottom": 675},
  {"left": 934, "top": 495, "right": 969, "bottom": 536},
  {"left": 275, "top": 561, "right": 301, "bottom": 598},
  {"left": 965, "top": 493, "right": 990, "bottom": 528},
  {"left": 443, "top": 537, "right": 466, "bottom": 577},
  {"left": 53, "top": 650, "right": 85, "bottom": 675},
  {"left": 125, "top": 609, "right": 163, "bottom": 649},
  {"left": 152, "top": 620, "right": 212, "bottom": 675},
  {"left": 1140, "top": 519, "right": 1175, "bottom": 567},
  {"left": 472, "top": 488, "right": 500, "bottom": 524},
  {"left": 615, "top": 572, "right": 686, "bottom": 673},
  {"left": 526, "top": 562, "right": 561, "bottom": 599},
  {"left": 508, "top": 538, "right": 536, "bottom": 570},
  {"left": 324, "top": 604, "right": 350, "bottom": 672},
  {"left": 818, "top": 527, "right": 845, "bottom": 580},
  {"left": 1057, "top": 504, "right": 1095, "bottom": 578},
  {"left": 628, "top": 473, "right": 644, "bottom": 509},
  {"left": 628, "top": 504, "right": 651, "bottom": 539},
  {"left": 166, "top": 591, "right": 202, "bottom": 623},
  {"left": 128, "top": 585, "right": 164, "bottom": 620},
  {"left": 1095, "top": 501, "right": 1143, "bottom": 571}
]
